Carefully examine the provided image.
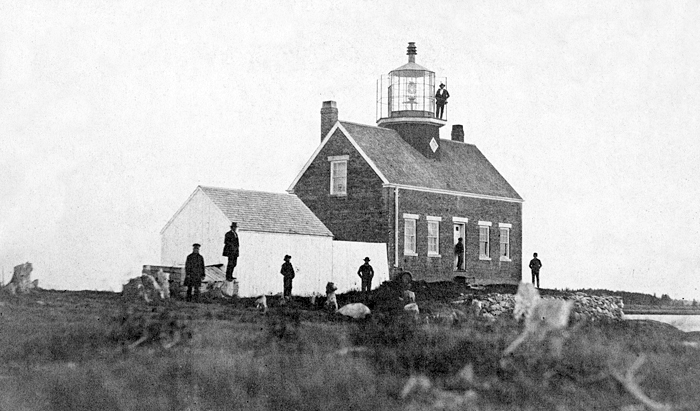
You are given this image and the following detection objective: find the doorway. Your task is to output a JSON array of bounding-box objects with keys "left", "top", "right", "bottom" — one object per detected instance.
[{"left": 453, "top": 223, "right": 466, "bottom": 271}]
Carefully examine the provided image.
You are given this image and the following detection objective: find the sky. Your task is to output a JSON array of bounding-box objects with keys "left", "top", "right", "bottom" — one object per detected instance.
[{"left": 1, "top": 0, "right": 699, "bottom": 299}]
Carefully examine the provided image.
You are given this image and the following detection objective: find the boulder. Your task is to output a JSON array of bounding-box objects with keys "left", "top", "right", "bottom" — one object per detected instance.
[
  {"left": 3, "top": 262, "right": 38, "bottom": 295},
  {"left": 338, "top": 303, "right": 371, "bottom": 319},
  {"left": 122, "top": 275, "right": 164, "bottom": 303}
]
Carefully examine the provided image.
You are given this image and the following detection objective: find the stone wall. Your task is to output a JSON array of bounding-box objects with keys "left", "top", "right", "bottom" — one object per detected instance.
[{"left": 456, "top": 292, "right": 624, "bottom": 322}]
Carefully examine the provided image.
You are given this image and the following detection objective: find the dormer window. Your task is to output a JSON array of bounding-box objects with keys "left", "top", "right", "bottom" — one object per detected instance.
[{"left": 328, "top": 155, "right": 349, "bottom": 196}]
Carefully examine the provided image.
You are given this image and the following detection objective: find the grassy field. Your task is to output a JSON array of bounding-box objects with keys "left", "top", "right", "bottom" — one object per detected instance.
[{"left": 2, "top": 286, "right": 700, "bottom": 411}]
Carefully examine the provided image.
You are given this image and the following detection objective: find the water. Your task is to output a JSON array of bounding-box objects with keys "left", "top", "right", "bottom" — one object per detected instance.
[{"left": 624, "top": 314, "right": 700, "bottom": 332}]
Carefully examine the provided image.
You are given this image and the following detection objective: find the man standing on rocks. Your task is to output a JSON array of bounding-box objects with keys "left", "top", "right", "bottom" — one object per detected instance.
[
  {"left": 529, "top": 252, "right": 542, "bottom": 289},
  {"left": 185, "top": 243, "right": 205, "bottom": 302},
  {"left": 223, "top": 222, "right": 239, "bottom": 282}
]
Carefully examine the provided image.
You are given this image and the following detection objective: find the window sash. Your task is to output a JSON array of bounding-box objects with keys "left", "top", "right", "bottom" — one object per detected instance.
[
  {"left": 427, "top": 221, "right": 439, "bottom": 254},
  {"left": 500, "top": 228, "right": 510, "bottom": 258},
  {"left": 330, "top": 161, "right": 347, "bottom": 195},
  {"left": 479, "top": 226, "right": 490, "bottom": 258},
  {"left": 404, "top": 219, "right": 416, "bottom": 253}
]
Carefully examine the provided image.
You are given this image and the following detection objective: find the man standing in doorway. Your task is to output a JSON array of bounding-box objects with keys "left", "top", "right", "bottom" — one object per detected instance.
[
  {"left": 435, "top": 83, "right": 450, "bottom": 119},
  {"left": 454, "top": 238, "right": 464, "bottom": 271},
  {"left": 357, "top": 257, "right": 374, "bottom": 295},
  {"left": 529, "top": 252, "right": 542, "bottom": 289},
  {"left": 185, "top": 243, "right": 205, "bottom": 302},
  {"left": 223, "top": 222, "right": 239, "bottom": 282}
]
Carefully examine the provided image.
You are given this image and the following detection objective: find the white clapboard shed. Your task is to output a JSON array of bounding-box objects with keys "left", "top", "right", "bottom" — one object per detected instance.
[{"left": 160, "top": 186, "right": 388, "bottom": 297}]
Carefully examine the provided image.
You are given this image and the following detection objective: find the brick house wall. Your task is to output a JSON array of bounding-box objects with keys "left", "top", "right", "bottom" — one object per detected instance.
[
  {"left": 293, "top": 129, "right": 390, "bottom": 243},
  {"left": 394, "top": 189, "right": 522, "bottom": 284}
]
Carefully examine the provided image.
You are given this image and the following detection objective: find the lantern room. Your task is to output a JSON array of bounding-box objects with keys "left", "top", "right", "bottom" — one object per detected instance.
[{"left": 376, "top": 42, "right": 447, "bottom": 124}]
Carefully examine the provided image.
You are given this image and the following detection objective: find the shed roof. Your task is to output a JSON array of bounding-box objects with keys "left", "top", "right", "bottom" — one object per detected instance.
[
  {"left": 161, "top": 186, "right": 333, "bottom": 237},
  {"left": 199, "top": 186, "right": 333, "bottom": 237},
  {"left": 336, "top": 121, "right": 522, "bottom": 200}
]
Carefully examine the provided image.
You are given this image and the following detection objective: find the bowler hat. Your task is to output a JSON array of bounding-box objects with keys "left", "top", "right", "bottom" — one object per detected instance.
[
  {"left": 439, "top": 83, "right": 445, "bottom": 87},
  {"left": 192, "top": 243, "right": 201, "bottom": 248},
  {"left": 284, "top": 255, "right": 292, "bottom": 260},
  {"left": 363, "top": 257, "right": 370, "bottom": 262}
]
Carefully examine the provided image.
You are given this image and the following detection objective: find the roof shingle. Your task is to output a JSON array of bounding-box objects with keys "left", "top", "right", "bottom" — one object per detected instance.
[
  {"left": 199, "top": 186, "right": 333, "bottom": 237},
  {"left": 339, "top": 121, "right": 522, "bottom": 200}
]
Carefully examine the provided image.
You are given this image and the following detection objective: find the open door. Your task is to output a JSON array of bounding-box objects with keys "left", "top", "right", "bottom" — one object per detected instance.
[{"left": 453, "top": 223, "right": 466, "bottom": 271}]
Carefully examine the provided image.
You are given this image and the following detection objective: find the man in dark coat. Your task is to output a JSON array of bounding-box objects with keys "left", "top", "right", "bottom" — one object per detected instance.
[
  {"left": 435, "top": 83, "right": 450, "bottom": 119},
  {"left": 357, "top": 257, "right": 374, "bottom": 294},
  {"left": 223, "top": 222, "right": 239, "bottom": 281},
  {"left": 185, "top": 243, "right": 205, "bottom": 302},
  {"left": 529, "top": 252, "right": 542, "bottom": 289},
  {"left": 454, "top": 238, "right": 464, "bottom": 271},
  {"left": 280, "top": 255, "right": 295, "bottom": 300}
]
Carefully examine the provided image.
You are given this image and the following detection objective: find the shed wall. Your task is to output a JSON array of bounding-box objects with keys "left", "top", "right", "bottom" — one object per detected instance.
[{"left": 161, "top": 189, "right": 232, "bottom": 269}]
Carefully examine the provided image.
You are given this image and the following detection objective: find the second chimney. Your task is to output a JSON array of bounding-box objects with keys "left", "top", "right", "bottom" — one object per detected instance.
[
  {"left": 321, "top": 101, "right": 338, "bottom": 142},
  {"left": 451, "top": 125, "right": 464, "bottom": 143}
]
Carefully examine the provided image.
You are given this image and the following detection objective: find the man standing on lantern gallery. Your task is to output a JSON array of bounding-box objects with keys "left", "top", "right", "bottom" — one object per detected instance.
[{"left": 223, "top": 222, "right": 239, "bottom": 281}]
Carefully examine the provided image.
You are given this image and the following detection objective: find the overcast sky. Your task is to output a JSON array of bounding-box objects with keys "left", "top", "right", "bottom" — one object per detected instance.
[{"left": 2, "top": 0, "right": 699, "bottom": 299}]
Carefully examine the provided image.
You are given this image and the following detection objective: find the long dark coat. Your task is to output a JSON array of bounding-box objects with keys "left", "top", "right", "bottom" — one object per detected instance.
[
  {"left": 223, "top": 230, "right": 239, "bottom": 257},
  {"left": 185, "top": 252, "right": 205, "bottom": 286}
]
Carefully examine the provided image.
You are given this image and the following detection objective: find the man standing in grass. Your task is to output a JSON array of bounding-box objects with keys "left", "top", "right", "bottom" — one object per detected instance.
[
  {"left": 185, "top": 243, "right": 205, "bottom": 302},
  {"left": 280, "top": 255, "right": 295, "bottom": 301},
  {"left": 357, "top": 257, "right": 374, "bottom": 295},
  {"left": 529, "top": 252, "right": 542, "bottom": 289}
]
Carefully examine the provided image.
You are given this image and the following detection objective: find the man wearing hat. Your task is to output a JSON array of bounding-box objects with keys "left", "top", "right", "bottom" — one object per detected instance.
[
  {"left": 223, "top": 222, "right": 240, "bottom": 282},
  {"left": 357, "top": 257, "right": 374, "bottom": 295},
  {"left": 435, "top": 82, "right": 450, "bottom": 119},
  {"left": 280, "top": 255, "right": 295, "bottom": 300},
  {"left": 185, "top": 243, "right": 205, "bottom": 302}
]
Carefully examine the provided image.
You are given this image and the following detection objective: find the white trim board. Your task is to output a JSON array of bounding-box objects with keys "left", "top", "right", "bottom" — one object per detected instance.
[{"left": 383, "top": 183, "right": 523, "bottom": 203}]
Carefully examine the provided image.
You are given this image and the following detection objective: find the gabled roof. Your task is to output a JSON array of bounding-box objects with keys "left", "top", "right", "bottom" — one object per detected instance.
[
  {"left": 289, "top": 121, "right": 522, "bottom": 201},
  {"left": 340, "top": 121, "right": 522, "bottom": 200},
  {"left": 162, "top": 186, "right": 333, "bottom": 237}
]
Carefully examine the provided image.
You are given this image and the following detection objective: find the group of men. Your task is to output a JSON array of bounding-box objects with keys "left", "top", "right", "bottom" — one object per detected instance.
[{"left": 183, "top": 222, "right": 375, "bottom": 302}]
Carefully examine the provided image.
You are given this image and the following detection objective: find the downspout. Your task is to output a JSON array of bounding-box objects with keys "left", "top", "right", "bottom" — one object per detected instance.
[{"left": 394, "top": 186, "right": 399, "bottom": 267}]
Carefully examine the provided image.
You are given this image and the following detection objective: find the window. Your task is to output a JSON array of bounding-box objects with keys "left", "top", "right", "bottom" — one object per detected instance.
[
  {"left": 328, "top": 156, "right": 348, "bottom": 196},
  {"left": 478, "top": 221, "right": 492, "bottom": 260},
  {"left": 499, "top": 225, "right": 510, "bottom": 261},
  {"left": 427, "top": 216, "right": 441, "bottom": 256},
  {"left": 403, "top": 214, "right": 418, "bottom": 255}
]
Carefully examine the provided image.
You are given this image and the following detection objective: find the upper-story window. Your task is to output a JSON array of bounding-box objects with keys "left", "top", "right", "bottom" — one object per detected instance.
[
  {"left": 478, "top": 221, "right": 492, "bottom": 260},
  {"left": 328, "top": 155, "right": 349, "bottom": 196},
  {"left": 499, "top": 223, "right": 512, "bottom": 261}
]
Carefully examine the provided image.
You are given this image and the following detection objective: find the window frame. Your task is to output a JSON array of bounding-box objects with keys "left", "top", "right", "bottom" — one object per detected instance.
[
  {"left": 499, "top": 223, "right": 512, "bottom": 261},
  {"left": 426, "top": 216, "right": 442, "bottom": 257},
  {"left": 403, "top": 213, "right": 419, "bottom": 256},
  {"left": 328, "top": 155, "right": 349, "bottom": 196},
  {"left": 478, "top": 221, "right": 492, "bottom": 260}
]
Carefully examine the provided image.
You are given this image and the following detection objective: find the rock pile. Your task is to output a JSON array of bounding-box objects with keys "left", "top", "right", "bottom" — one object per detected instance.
[{"left": 453, "top": 291, "right": 624, "bottom": 322}]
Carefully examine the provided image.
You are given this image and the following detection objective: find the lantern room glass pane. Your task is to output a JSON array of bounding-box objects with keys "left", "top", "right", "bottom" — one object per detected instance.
[{"left": 388, "top": 69, "right": 435, "bottom": 118}]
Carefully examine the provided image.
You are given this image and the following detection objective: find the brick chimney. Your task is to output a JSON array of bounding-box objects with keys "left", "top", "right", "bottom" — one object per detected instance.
[
  {"left": 320, "top": 101, "right": 338, "bottom": 142},
  {"left": 451, "top": 125, "right": 464, "bottom": 142}
]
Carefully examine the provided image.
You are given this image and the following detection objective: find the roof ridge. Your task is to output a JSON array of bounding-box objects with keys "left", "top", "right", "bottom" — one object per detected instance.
[
  {"left": 339, "top": 120, "right": 395, "bottom": 132},
  {"left": 199, "top": 185, "right": 294, "bottom": 197}
]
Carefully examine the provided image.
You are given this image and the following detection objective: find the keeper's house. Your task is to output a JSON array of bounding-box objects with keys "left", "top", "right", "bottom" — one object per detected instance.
[{"left": 288, "top": 43, "right": 523, "bottom": 284}]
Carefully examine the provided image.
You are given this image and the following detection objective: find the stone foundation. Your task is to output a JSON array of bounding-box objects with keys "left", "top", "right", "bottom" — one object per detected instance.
[{"left": 454, "top": 292, "right": 624, "bottom": 322}]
